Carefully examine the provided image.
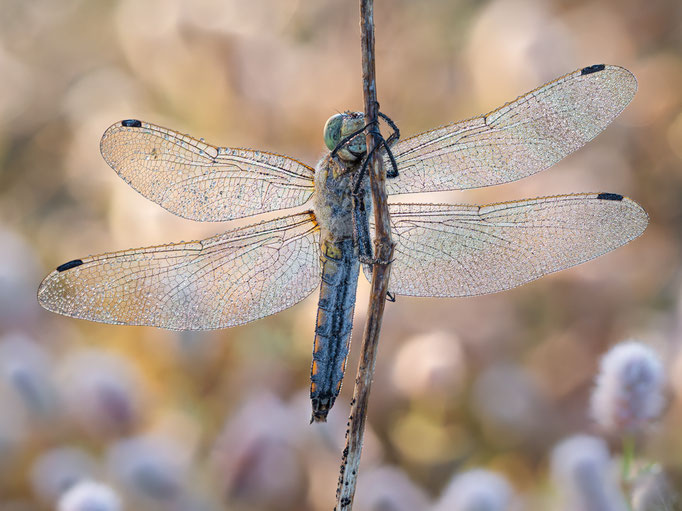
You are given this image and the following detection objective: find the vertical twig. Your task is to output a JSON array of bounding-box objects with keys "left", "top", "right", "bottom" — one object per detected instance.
[{"left": 335, "top": 0, "right": 394, "bottom": 509}]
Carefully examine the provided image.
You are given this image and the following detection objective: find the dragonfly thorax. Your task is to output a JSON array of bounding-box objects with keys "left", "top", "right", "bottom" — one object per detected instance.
[
  {"left": 313, "top": 153, "right": 370, "bottom": 246},
  {"left": 313, "top": 111, "right": 371, "bottom": 246},
  {"left": 315, "top": 111, "right": 371, "bottom": 245}
]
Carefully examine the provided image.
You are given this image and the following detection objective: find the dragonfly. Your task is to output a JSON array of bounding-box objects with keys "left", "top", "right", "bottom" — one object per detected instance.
[{"left": 38, "top": 64, "right": 648, "bottom": 422}]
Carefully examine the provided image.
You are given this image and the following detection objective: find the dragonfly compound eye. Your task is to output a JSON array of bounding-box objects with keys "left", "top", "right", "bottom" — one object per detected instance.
[
  {"left": 323, "top": 112, "right": 367, "bottom": 161},
  {"left": 323, "top": 114, "right": 344, "bottom": 152},
  {"left": 341, "top": 114, "right": 367, "bottom": 159}
]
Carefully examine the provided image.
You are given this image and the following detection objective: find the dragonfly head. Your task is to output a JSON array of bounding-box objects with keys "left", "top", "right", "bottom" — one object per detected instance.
[{"left": 324, "top": 111, "right": 366, "bottom": 162}]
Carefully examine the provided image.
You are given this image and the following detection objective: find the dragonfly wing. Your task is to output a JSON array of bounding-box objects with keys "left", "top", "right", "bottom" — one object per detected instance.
[
  {"left": 100, "top": 120, "right": 315, "bottom": 221},
  {"left": 364, "top": 195, "right": 647, "bottom": 297},
  {"left": 38, "top": 213, "right": 321, "bottom": 330},
  {"left": 386, "top": 65, "right": 636, "bottom": 194}
]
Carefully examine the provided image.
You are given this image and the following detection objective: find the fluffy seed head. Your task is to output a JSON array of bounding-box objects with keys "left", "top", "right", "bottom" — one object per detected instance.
[
  {"left": 590, "top": 341, "right": 665, "bottom": 434},
  {"left": 354, "top": 466, "right": 431, "bottom": 511},
  {"left": 433, "top": 469, "right": 513, "bottom": 511},
  {"left": 57, "top": 480, "right": 121, "bottom": 511},
  {"left": 31, "top": 447, "right": 98, "bottom": 504},
  {"left": 107, "top": 435, "right": 186, "bottom": 502},
  {"left": 58, "top": 349, "right": 145, "bottom": 437},
  {"left": 551, "top": 434, "right": 627, "bottom": 511}
]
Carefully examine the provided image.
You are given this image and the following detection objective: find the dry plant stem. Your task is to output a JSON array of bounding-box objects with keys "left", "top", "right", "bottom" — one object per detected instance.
[{"left": 335, "top": 0, "right": 394, "bottom": 509}]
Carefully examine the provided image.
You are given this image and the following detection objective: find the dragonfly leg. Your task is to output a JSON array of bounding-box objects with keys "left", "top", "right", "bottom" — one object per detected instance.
[
  {"left": 351, "top": 125, "right": 400, "bottom": 196},
  {"left": 351, "top": 181, "right": 393, "bottom": 266},
  {"left": 382, "top": 138, "right": 400, "bottom": 179},
  {"left": 352, "top": 194, "right": 394, "bottom": 267},
  {"left": 352, "top": 138, "right": 382, "bottom": 195},
  {"left": 377, "top": 111, "right": 401, "bottom": 179},
  {"left": 378, "top": 111, "right": 400, "bottom": 148},
  {"left": 352, "top": 192, "right": 373, "bottom": 263},
  {"left": 332, "top": 109, "right": 400, "bottom": 181},
  {"left": 331, "top": 112, "right": 399, "bottom": 156},
  {"left": 331, "top": 120, "right": 379, "bottom": 159}
]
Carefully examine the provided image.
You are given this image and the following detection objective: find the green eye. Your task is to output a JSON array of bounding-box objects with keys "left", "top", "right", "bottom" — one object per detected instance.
[{"left": 323, "top": 114, "right": 344, "bottom": 151}]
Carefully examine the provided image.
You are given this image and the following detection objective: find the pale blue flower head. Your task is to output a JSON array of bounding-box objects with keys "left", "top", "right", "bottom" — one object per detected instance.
[
  {"left": 354, "top": 466, "right": 431, "bottom": 511},
  {"left": 213, "top": 393, "right": 307, "bottom": 509},
  {"left": 31, "top": 446, "right": 98, "bottom": 504},
  {"left": 432, "top": 469, "right": 513, "bottom": 511},
  {"left": 0, "top": 333, "right": 57, "bottom": 417},
  {"left": 58, "top": 349, "right": 145, "bottom": 437},
  {"left": 551, "top": 434, "right": 627, "bottom": 511},
  {"left": 107, "top": 435, "right": 186, "bottom": 502},
  {"left": 57, "top": 480, "right": 121, "bottom": 511},
  {"left": 590, "top": 341, "right": 665, "bottom": 434}
]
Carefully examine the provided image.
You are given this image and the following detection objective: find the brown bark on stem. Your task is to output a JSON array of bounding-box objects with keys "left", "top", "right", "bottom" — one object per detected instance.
[{"left": 335, "top": 0, "right": 394, "bottom": 509}]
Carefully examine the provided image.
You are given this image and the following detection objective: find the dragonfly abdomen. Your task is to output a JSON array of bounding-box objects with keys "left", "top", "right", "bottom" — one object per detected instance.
[{"left": 310, "top": 237, "right": 360, "bottom": 422}]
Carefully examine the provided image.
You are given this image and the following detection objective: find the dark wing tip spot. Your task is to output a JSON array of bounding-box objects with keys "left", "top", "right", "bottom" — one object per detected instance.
[
  {"left": 56, "top": 259, "right": 84, "bottom": 272},
  {"left": 121, "top": 119, "right": 142, "bottom": 128},
  {"left": 597, "top": 192, "right": 624, "bottom": 201},
  {"left": 581, "top": 64, "right": 606, "bottom": 75}
]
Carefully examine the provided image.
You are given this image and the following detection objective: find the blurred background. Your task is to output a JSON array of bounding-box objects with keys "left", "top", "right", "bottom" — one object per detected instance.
[{"left": 0, "top": 0, "right": 681, "bottom": 509}]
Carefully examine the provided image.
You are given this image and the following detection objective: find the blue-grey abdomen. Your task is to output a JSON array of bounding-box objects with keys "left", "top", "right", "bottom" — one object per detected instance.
[{"left": 310, "top": 237, "right": 360, "bottom": 422}]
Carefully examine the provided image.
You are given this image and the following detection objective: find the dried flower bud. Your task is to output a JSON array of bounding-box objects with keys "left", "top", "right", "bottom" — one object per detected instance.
[
  {"left": 590, "top": 341, "right": 665, "bottom": 435},
  {"left": 551, "top": 434, "right": 627, "bottom": 511},
  {"left": 432, "top": 469, "right": 513, "bottom": 511},
  {"left": 57, "top": 480, "right": 121, "bottom": 511}
]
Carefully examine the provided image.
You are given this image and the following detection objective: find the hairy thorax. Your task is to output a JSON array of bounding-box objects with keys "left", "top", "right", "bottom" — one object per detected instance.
[{"left": 313, "top": 154, "right": 371, "bottom": 246}]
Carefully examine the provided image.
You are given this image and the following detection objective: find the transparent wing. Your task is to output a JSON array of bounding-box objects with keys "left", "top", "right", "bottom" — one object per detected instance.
[
  {"left": 38, "top": 213, "right": 321, "bottom": 330},
  {"left": 366, "top": 194, "right": 647, "bottom": 297},
  {"left": 386, "top": 65, "right": 637, "bottom": 194},
  {"left": 100, "top": 120, "right": 315, "bottom": 221}
]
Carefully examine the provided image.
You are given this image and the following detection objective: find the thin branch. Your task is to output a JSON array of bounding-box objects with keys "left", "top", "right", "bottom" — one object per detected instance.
[{"left": 335, "top": 0, "right": 394, "bottom": 509}]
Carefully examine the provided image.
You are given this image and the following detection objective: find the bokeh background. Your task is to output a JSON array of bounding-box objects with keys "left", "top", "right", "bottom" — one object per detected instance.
[{"left": 1, "top": 0, "right": 681, "bottom": 509}]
